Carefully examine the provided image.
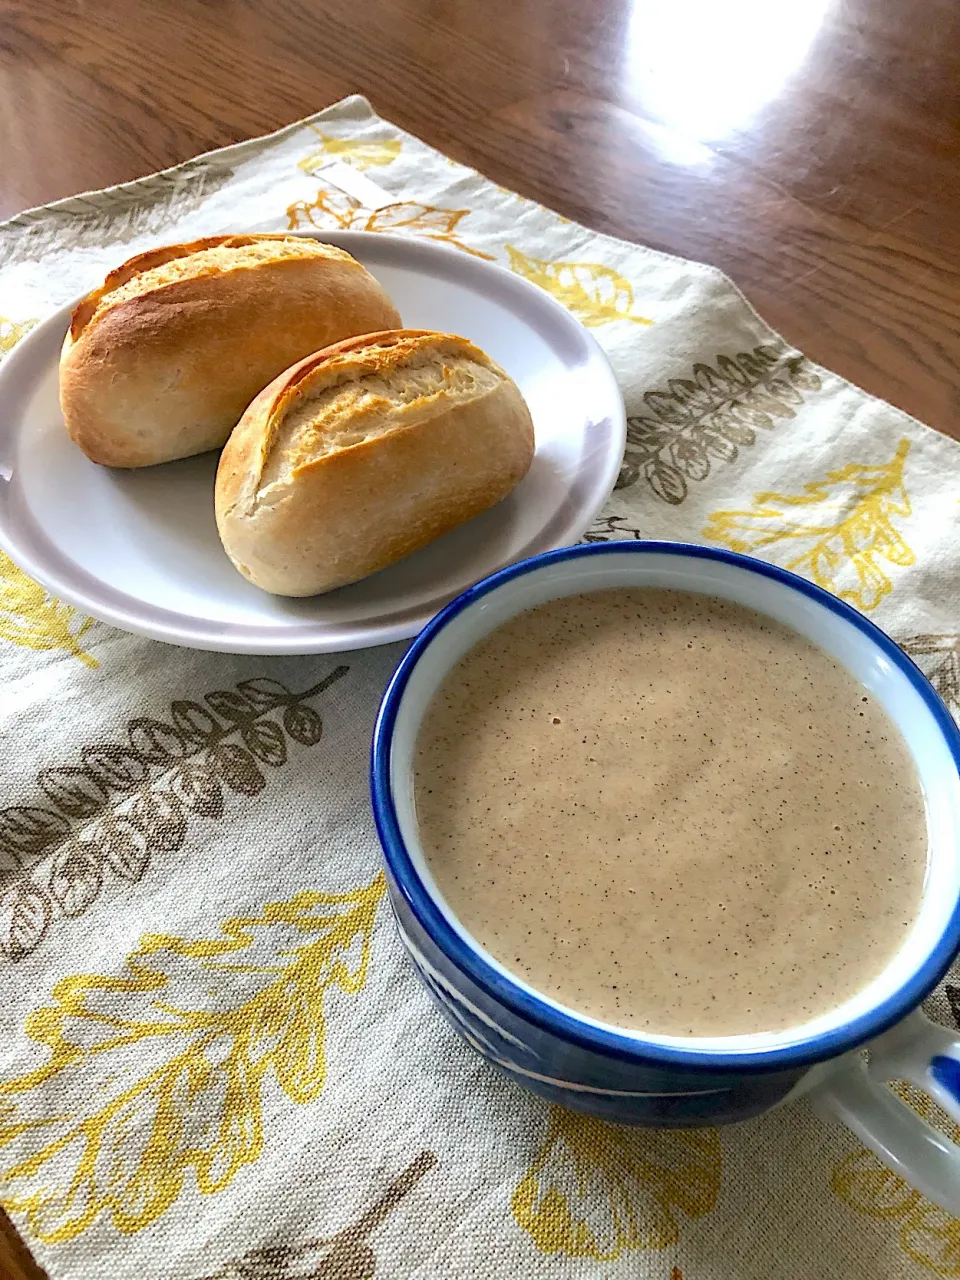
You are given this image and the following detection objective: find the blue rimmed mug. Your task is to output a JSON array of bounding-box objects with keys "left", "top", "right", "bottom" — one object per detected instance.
[{"left": 371, "top": 542, "right": 960, "bottom": 1213}]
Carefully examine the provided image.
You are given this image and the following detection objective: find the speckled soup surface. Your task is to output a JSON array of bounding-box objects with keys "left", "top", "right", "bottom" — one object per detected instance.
[{"left": 414, "top": 588, "right": 929, "bottom": 1037}]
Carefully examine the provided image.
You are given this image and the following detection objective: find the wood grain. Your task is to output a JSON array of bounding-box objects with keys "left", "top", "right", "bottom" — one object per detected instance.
[
  {"left": 0, "top": 1214, "right": 45, "bottom": 1280},
  {"left": 0, "top": 0, "right": 957, "bottom": 441},
  {"left": 1, "top": 0, "right": 958, "bottom": 439},
  {"left": 0, "top": 0, "right": 958, "bottom": 1268}
]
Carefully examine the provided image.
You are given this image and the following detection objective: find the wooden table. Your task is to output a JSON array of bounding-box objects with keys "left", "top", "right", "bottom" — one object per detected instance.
[
  {"left": 3, "top": 0, "right": 959, "bottom": 442},
  {"left": 0, "top": 0, "right": 958, "bottom": 1272}
]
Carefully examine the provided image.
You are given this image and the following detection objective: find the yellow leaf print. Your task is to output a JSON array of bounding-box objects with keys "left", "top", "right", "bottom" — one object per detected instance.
[
  {"left": 702, "top": 438, "right": 915, "bottom": 612},
  {"left": 286, "top": 187, "right": 493, "bottom": 259},
  {"left": 505, "top": 245, "right": 653, "bottom": 327},
  {"left": 512, "top": 1106, "right": 721, "bottom": 1260},
  {"left": 0, "top": 551, "right": 98, "bottom": 667},
  {"left": 0, "top": 873, "right": 385, "bottom": 1243},
  {"left": 298, "top": 128, "right": 402, "bottom": 173},
  {"left": 0, "top": 316, "right": 36, "bottom": 359},
  {"left": 832, "top": 1083, "right": 960, "bottom": 1275},
  {"left": 287, "top": 185, "right": 360, "bottom": 231},
  {"left": 365, "top": 202, "right": 493, "bottom": 258}
]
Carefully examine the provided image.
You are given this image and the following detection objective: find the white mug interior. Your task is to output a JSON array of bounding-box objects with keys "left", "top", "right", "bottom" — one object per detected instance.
[{"left": 388, "top": 546, "right": 960, "bottom": 1055}]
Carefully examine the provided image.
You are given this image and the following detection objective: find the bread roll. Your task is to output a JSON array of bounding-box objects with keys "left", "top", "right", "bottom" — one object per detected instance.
[
  {"left": 215, "top": 329, "right": 535, "bottom": 596},
  {"left": 60, "top": 234, "right": 402, "bottom": 468}
]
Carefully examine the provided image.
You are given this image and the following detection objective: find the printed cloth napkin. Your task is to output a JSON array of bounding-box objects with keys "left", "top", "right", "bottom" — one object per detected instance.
[{"left": 1, "top": 94, "right": 959, "bottom": 1280}]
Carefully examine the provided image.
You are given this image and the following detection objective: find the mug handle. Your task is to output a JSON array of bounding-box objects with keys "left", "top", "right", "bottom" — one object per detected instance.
[{"left": 808, "top": 1010, "right": 960, "bottom": 1214}]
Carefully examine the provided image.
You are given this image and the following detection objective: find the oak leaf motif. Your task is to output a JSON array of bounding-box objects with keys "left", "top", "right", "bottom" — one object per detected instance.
[
  {"left": 0, "top": 874, "right": 386, "bottom": 1242},
  {"left": 703, "top": 439, "right": 914, "bottom": 612}
]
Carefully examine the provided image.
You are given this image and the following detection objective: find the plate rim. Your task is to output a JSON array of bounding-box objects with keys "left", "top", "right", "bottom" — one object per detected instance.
[{"left": 0, "top": 231, "right": 626, "bottom": 654}]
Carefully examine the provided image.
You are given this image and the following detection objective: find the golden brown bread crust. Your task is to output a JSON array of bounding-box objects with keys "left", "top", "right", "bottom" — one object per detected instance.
[
  {"left": 215, "top": 329, "right": 535, "bottom": 596},
  {"left": 59, "top": 234, "right": 402, "bottom": 468}
]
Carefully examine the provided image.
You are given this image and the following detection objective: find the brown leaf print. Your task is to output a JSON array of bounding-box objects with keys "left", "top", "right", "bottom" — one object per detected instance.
[
  {"left": 899, "top": 635, "right": 960, "bottom": 724},
  {"left": 946, "top": 985, "right": 960, "bottom": 1030},
  {"left": 0, "top": 666, "right": 348, "bottom": 963},
  {"left": 198, "top": 1151, "right": 437, "bottom": 1278},
  {"left": 582, "top": 515, "right": 646, "bottom": 543},
  {"left": 0, "top": 161, "right": 236, "bottom": 267},
  {"left": 617, "top": 344, "right": 822, "bottom": 505}
]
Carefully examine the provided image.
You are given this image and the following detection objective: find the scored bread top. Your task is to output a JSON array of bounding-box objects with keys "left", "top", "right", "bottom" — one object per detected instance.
[
  {"left": 245, "top": 329, "right": 507, "bottom": 507},
  {"left": 214, "top": 327, "right": 535, "bottom": 595},
  {"left": 68, "top": 234, "right": 360, "bottom": 341}
]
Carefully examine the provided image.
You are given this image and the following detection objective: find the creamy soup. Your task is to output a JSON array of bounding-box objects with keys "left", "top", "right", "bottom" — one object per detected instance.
[{"left": 414, "top": 588, "right": 929, "bottom": 1037}]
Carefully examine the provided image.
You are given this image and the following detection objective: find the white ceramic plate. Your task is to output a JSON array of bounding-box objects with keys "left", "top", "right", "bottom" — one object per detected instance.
[{"left": 0, "top": 232, "right": 626, "bottom": 653}]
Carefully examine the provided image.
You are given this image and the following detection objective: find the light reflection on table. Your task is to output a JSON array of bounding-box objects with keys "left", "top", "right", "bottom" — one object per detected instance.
[{"left": 623, "top": 0, "right": 836, "bottom": 142}]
